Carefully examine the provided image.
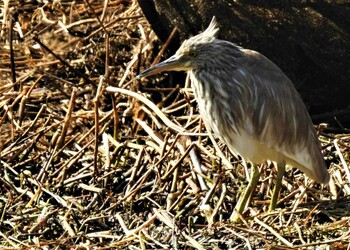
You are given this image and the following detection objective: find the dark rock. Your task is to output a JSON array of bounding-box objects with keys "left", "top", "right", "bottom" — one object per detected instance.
[{"left": 138, "top": 0, "right": 350, "bottom": 126}]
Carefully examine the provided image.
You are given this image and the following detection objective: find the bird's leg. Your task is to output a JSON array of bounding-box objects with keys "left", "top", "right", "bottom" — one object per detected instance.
[
  {"left": 230, "top": 163, "right": 260, "bottom": 222},
  {"left": 268, "top": 161, "right": 286, "bottom": 212}
]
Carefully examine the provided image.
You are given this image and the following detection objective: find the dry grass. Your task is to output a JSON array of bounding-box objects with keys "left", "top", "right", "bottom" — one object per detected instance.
[{"left": 1, "top": 0, "right": 350, "bottom": 249}]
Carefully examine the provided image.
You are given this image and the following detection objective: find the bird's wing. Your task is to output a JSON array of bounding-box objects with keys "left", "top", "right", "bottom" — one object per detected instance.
[{"left": 235, "top": 50, "right": 329, "bottom": 183}]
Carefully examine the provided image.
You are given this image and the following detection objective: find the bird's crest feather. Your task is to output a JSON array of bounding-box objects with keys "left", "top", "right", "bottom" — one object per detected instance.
[
  {"left": 184, "top": 16, "right": 219, "bottom": 47},
  {"left": 203, "top": 16, "right": 219, "bottom": 39}
]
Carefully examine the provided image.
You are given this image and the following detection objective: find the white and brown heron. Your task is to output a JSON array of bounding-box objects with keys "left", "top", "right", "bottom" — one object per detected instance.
[{"left": 137, "top": 17, "right": 329, "bottom": 221}]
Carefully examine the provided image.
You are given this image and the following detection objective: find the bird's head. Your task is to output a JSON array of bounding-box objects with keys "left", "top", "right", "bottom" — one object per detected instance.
[{"left": 137, "top": 17, "right": 220, "bottom": 78}]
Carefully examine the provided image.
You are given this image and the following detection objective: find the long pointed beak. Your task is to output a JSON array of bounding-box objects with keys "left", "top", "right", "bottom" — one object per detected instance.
[{"left": 137, "top": 55, "right": 187, "bottom": 79}]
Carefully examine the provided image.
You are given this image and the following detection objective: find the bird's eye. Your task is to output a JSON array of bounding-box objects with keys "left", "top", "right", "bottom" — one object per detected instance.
[{"left": 188, "top": 51, "right": 197, "bottom": 57}]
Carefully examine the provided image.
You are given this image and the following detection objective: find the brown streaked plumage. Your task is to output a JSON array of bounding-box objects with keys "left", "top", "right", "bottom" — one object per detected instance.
[{"left": 138, "top": 17, "right": 329, "bottom": 220}]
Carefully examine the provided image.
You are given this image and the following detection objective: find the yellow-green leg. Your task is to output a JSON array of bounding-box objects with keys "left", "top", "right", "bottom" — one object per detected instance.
[
  {"left": 230, "top": 164, "right": 260, "bottom": 222},
  {"left": 268, "top": 161, "right": 286, "bottom": 212}
]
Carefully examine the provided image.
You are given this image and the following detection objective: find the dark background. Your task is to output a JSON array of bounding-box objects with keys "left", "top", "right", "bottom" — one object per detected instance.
[{"left": 138, "top": 0, "right": 350, "bottom": 128}]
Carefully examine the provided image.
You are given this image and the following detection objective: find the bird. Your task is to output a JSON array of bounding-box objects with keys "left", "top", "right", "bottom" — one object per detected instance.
[{"left": 137, "top": 17, "right": 330, "bottom": 221}]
